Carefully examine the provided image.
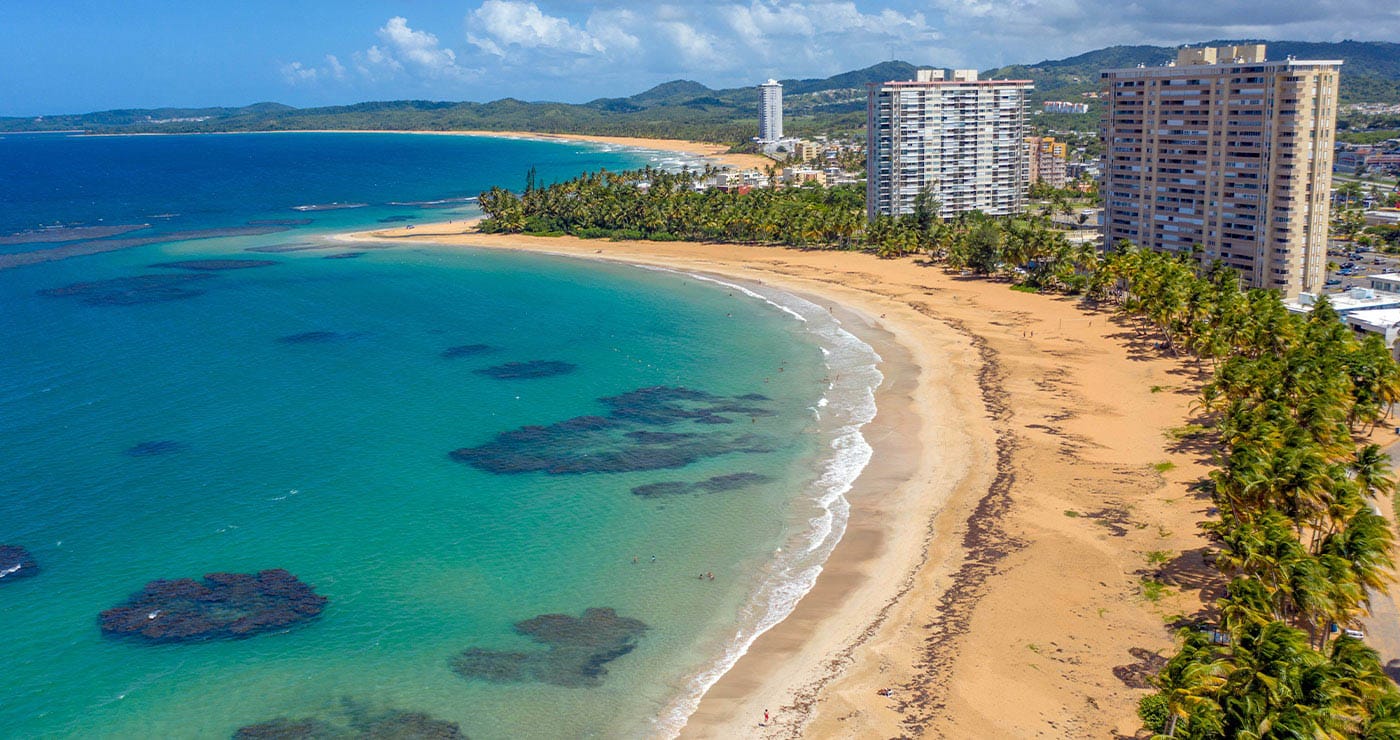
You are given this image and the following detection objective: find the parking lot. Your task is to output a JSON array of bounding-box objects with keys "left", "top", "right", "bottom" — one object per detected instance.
[{"left": 1325, "top": 240, "right": 1400, "bottom": 293}]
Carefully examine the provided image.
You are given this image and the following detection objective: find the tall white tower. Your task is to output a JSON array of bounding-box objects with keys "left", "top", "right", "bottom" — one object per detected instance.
[
  {"left": 866, "top": 69, "right": 1033, "bottom": 219},
  {"left": 758, "top": 79, "right": 783, "bottom": 143}
]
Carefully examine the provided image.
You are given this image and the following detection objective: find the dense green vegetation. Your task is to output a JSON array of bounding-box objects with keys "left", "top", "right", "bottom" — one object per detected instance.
[
  {"left": 5, "top": 41, "right": 1396, "bottom": 141},
  {"left": 481, "top": 167, "right": 1400, "bottom": 737},
  {"left": 477, "top": 167, "right": 1098, "bottom": 288},
  {"left": 479, "top": 167, "right": 865, "bottom": 246},
  {"left": 1340, "top": 129, "right": 1400, "bottom": 147}
]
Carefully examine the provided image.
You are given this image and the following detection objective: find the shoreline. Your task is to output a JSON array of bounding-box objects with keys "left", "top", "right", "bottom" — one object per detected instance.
[
  {"left": 343, "top": 221, "right": 1216, "bottom": 737},
  {"left": 63, "top": 128, "right": 774, "bottom": 171}
]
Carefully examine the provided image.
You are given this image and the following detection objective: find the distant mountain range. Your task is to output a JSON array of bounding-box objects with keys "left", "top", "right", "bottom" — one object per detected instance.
[
  {"left": 984, "top": 39, "right": 1400, "bottom": 106},
  {"left": 3, "top": 40, "right": 1396, "bottom": 142}
]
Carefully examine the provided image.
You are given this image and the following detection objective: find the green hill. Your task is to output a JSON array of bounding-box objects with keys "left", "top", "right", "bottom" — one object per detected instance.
[{"left": 2, "top": 41, "right": 1395, "bottom": 142}]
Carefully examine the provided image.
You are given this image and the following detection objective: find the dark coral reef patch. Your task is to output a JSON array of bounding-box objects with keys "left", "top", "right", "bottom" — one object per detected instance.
[
  {"left": 277, "top": 331, "right": 350, "bottom": 344},
  {"left": 0, "top": 545, "right": 39, "bottom": 582},
  {"left": 450, "top": 607, "right": 647, "bottom": 688},
  {"left": 100, "top": 569, "right": 327, "bottom": 642},
  {"left": 473, "top": 360, "right": 576, "bottom": 380},
  {"left": 234, "top": 701, "right": 464, "bottom": 739},
  {"left": 630, "top": 472, "right": 772, "bottom": 498},
  {"left": 440, "top": 344, "right": 495, "bottom": 359},
  {"left": 149, "top": 259, "right": 278, "bottom": 271},
  {"left": 38, "top": 273, "right": 216, "bottom": 305},
  {"left": 450, "top": 387, "right": 778, "bottom": 475}
]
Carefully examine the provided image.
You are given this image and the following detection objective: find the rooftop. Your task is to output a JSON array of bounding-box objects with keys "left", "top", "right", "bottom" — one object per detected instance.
[
  {"left": 1101, "top": 45, "right": 1341, "bottom": 76},
  {"left": 1345, "top": 308, "right": 1400, "bottom": 329},
  {"left": 1289, "top": 288, "right": 1400, "bottom": 315}
]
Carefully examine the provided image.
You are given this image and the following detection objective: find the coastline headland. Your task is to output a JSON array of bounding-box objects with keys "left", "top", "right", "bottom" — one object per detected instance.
[{"left": 342, "top": 219, "right": 1216, "bottom": 737}]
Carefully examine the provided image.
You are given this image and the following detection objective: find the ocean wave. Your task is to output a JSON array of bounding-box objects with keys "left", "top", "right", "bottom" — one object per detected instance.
[
  {"left": 639, "top": 267, "right": 883, "bottom": 738},
  {"left": 291, "top": 202, "right": 368, "bottom": 212},
  {"left": 385, "top": 196, "right": 478, "bottom": 207}
]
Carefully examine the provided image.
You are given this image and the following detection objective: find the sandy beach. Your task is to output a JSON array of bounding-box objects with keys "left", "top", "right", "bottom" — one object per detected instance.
[
  {"left": 342, "top": 219, "right": 1217, "bottom": 737},
  {"left": 449, "top": 131, "right": 774, "bottom": 171}
]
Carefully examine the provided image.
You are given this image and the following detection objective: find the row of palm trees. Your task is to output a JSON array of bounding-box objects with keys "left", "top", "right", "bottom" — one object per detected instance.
[
  {"left": 1112, "top": 248, "right": 1400, "bottom": 736},
  {"left": 478, "top": 169, "right": 1400, "bottom": 735},
  {"left": 478, "top": 168, "right": 866, "bottom": 249},
  {"left": 477, "top": 168, "right": 1110, "bottom": 294}
]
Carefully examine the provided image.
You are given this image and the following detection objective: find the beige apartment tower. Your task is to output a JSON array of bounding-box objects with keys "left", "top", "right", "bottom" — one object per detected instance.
[
  {"left": 1100, "top": 45, "right": 1341, "bottom": 297},
  {"left": 1027, "top": 136, "right": 1069, "bottom": 188},
  {"left": 867, "top": 69, "right": 1033, "bottom": 219}
]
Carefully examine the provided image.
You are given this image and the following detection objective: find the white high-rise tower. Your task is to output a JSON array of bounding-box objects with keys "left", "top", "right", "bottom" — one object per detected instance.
[
  {"left": 758, "top": 79, "right": 783, "bottom": 143},
  {"left": 866, "top": 69, "right": 1033, "bottom": 219}
]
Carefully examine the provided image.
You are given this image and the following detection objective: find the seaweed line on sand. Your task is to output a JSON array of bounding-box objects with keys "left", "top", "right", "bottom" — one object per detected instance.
[
  {"left": 891, "top": 310, "right": 1025, "bottom": 737},
  {"left": 750, "top": 302, "right": 1022, "bottom": 739}
]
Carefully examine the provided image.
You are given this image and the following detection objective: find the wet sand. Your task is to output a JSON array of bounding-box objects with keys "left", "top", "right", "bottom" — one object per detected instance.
[{"left": 343, "top": 221, "right": 1217, "bottom": 738}]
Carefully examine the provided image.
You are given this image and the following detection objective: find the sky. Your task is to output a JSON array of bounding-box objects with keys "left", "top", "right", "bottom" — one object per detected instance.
[{"left": 2, "top": 0, "right": 1397, "bottom": 116}]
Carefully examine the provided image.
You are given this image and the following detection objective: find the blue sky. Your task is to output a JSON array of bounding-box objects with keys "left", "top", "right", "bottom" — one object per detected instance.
[{"left": 2, "top": 0, "right": 1396, "bottom": 116}]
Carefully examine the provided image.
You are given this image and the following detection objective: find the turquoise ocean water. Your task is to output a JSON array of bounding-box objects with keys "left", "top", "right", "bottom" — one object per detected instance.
[{"left": 0, "top": 133, "right": 880, "bottom": 738}]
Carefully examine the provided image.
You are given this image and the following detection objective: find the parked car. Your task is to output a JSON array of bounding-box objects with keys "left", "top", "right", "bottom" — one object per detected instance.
[{"left": 1326, "top": 279, "right": 1342, "bottom": 286}]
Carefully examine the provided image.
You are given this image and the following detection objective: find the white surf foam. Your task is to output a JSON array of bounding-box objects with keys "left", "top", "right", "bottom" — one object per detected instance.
[{"left": 639, "top": 268, "right": 883, "bottom": 738}]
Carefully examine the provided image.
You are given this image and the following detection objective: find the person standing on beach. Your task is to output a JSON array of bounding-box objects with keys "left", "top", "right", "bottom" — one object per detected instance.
[{"left": 763, "top": 709, "right": 770, "bottom": 725}]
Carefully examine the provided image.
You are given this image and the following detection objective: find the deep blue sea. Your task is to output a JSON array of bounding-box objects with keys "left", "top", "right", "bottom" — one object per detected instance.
[{"left": 0, "top": 132, "right": 879, "bottom": 738}]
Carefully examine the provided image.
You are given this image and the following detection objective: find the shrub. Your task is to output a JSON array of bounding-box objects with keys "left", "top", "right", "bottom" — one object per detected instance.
[{"left": 1137, "top": 693, "right": 1170, "bottom": 732}]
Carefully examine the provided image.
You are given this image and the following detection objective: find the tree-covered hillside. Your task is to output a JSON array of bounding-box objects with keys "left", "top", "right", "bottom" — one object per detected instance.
[
  {"left": 987, "top": 40, "right": 1400, "bottom": 131},
  {"left": 3, "top": 41, "right": 1395, "bottom": 142}
]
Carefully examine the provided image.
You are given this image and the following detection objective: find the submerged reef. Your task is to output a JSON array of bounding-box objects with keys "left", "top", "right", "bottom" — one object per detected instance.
[
  {"left": 474, "top": 360, "right": 576, "bottom": 380},
  {"left": 1, "top": 226, "right": 289, "bottom": 272},
  {"left": 245, "top": 243, "right": 333, "bottom": 253},
  {"left": 125, "top": 440, "right": 186, "bottom": 457},
  {"left": 277, "top": 331, "right": 349, "bottom": 344},
  {"left": 0, "top": 545, "right": 39, "bottom": 581},
  {"left": 149, "top": 259, "right": 278, "bottom": 271},
  {"left": 440, "top": 344, "right": 495, "bottom": 359},
  {"left": 451, "top": 386, "right": 778, "bottom": 475},
  {"left": 38, "top": 273, "right": 216, "bottom": 305},
  {"left": 450, "top": 607, "right": 647, "bottom": 688},
  {"left": 323, "top": 252, "right": 364, "bottom": 260},
  {"left": 234, "top": 701, "right": 464, "bottom": 739},
  {"left": 246, "top": 219, "right": 313, "bottom": 227},
  {"left": 100, "top": 569, "right": 327, "bottom": 642},
  {"left": 630, "top": 472, "right": 772, "bottom": 498},
  {"left": 0, "top": 223, "right": 150, "bottom": 245}
]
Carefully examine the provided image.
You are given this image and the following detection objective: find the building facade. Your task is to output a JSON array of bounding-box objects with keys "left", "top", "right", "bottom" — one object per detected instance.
[
  {"left": 759, "top": 79, "right": 783, "bottom": 143},
  {"left": 866, "top": 69, "right": 1032, "bottom": 220},
  {"left": 1043, "top": 101, "right": 1090, "bottom": 114},
  {"left": 1027, "top": 136, "right": 1069, "bottom": 188},
  {"left": 1100, "top": 44, "right": 1341, "bottom": 297}
]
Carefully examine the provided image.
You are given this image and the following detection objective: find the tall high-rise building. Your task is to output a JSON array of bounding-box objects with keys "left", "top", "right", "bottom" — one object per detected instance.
[
  {"left": 866, "top": 69, "right": 1033, "bottom": 220},
  {"left": 1100, "top": 44, "right": 1341, "bottom": 297},
  {"left": 758, "top": 79, "right": 783, "bottom": 143}
]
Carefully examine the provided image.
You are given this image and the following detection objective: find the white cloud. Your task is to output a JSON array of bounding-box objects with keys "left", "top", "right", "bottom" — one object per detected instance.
[
  {"left": 468, "top": 1, "right": 611, "bottom": 56},
  {"left": 374, "top": 16, "right": 473, "bottom": 79},
  {"left": 456, "top": 1, "right": 951, "bottom": 79},
  {"left": 279, "top": 61, "right": 319, "bottom": 84},
  {"left": 276, "top": 1, "right": 1400, "bottom": 101},
  {"left": 325, "top": 54, "right": 347, "bottom": 80}
]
